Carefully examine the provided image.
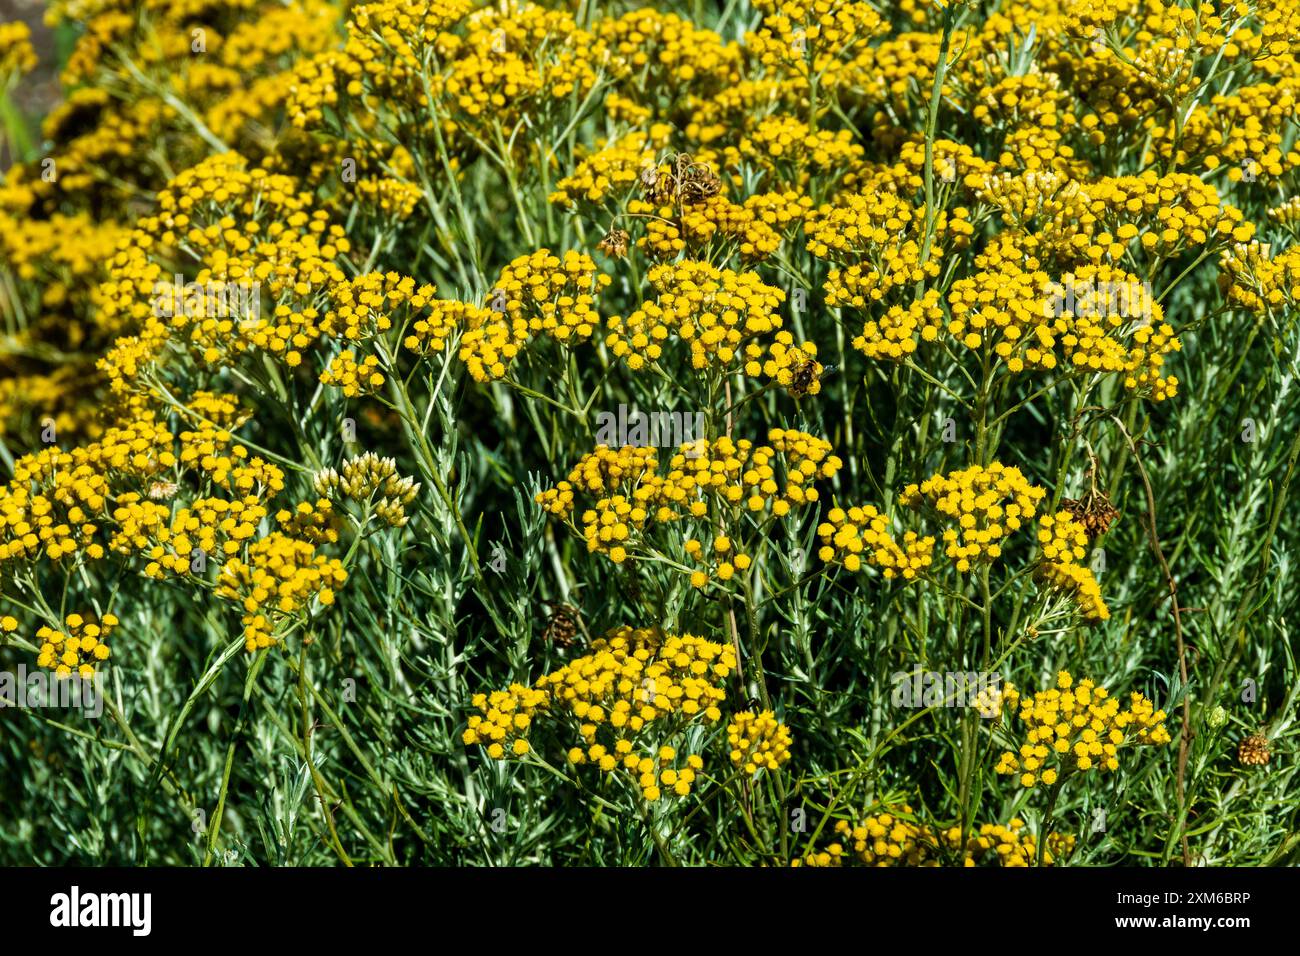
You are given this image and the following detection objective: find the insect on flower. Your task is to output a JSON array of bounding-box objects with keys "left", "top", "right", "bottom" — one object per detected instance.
[{"left": 640, "top": 152, "right": 721, "bottom": 209}]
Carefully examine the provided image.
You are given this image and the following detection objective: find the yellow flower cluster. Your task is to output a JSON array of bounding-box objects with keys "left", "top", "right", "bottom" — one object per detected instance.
[
  {"left": 1052, "top": 267, "right": 1178, "bottom": 397},
  {"left": 285, "top": 0, "right": 467, "bottom": 121},
  {"left": 3, "top": 0, "right": 337, "bottom": 210},
  {"left": 216, "top": 532, "right": 347, "bottom": 651},
  {"left": 693, "top": 429, "right": 842, "bottom": 516},
  {"left": 738, "top": 115, "right": 865, "bottom": 186},
  {"left": 0, "top": 22, "right": 37, "bottom": 79},
  {"left": 35, "top": 613, "right": 117, "bottom": 679},
  {"left": 683, "top": 533, "right": 753, "bottom": 586},
  {"left": 277, "top": 499, "right": 340, "bottom": 545},
  {"left": 176, "top": 421, "right": 281, "bottom": 495},
  {"left": 590, "top": 748, "right": 703, "bottom": 802},
  {"left": 132, "top": 495, "right": 268, "bottom": 578},
  {"left": 171, "top": 390, "right": 244, "bottom": 431},
  {"left": 354, "top": 177, "right": 423, "bottom": 219},
  {"left": 0, "top": 419, "right": 181, "bottom": 567},
  {"left": 994, "top": 672, "right": 1172, "bottom": 788},
  {"left": 462, "top": 683, "right": 547, "bottom": 759},
  {"left": 745, "top": 331, "right": 824, "bottom": 396},
  {"left": 433, "top": 3, "right": 599, "bottom": 137},
  {"left": 546, "top": 629, "right": 731, "bottom": 799},
  {"left": 744, "top": 190, "right": 815, "bottom": 235},
  {"left": 1218, "top": 241, "right": 1300, "bottom": 316},
  {"left": 465, "top": 626, "right": 735, "bottom": 799},
  {"left": 608, "top": 260, "right": 784, "bottom": 371},
  {"left": 597, "top": 8, "right": 739, "bottom": 108},
  {"left": 727, "top": 710, "right": 792, "bottom": 774},
  {"left": 817, "top": 504, "right": 934, "bottom": 579},
  {"left": 630, "top": 190, "right": 786, "bottom": 263},
  {"left": 686, "top": 195, "right": 786, "bottom": 261},
  {"left": 745, "top": 0, "right": 887, "bottom": 88},
  {"left": 943, "top": 263, "right": 1052, "bottom": 361},
  {"left": 320, "top": 350, "right": 385, "bottom": 397},
  {"left": 975, "top": 72, "right": 1073, "bottom": 131},
  {"left": 886, "top": 139, "right": 998, "bottom": 196},
  {"left": 1035, "top": 512, "right": 1108, "bottom": 622},
  {"left": 852, "top": 289, "right": 944, "bottom": 361},
  {"left": 403, "top": 299, "right": 489, "bottom": 357},
  {"left": 900, "top": 464, "right": 1045, "bottom": 572},
  {"left": 1037, "top": 510, "right": 1089, "bottom": 565},
  {"left": 459, "top": 249, "right": 608, "bottom": 382},
  {"left": 1160, "top": 83, "right": 1300, "bottom": 181},
  {"left": 549, "top": 130, "right": 663, "bottom": 208},
  {"left": 537, "top": 431, "right": 842, "bottom": 582},
  {"left": 1086, "top": 173, "right": 1254, "bottom": 260},
  {"left": 536, "top": 445, "right": 659, "bottom": 514},
  {"left": 944, "top": 253, "right": 1181, "bottom": 398},
  {"left": 94, "top": 152, "right": 352, "bottom": 390},
  {"left": 795, "top": 807, "right": 1074, "bottom": 867},
  {"left": 323, "top": 272, "right": 436, "bottom": 342},
  {"left": 977, "top": 171, "right": 1093, "bottom": 262},
  {"left": 806, "top": 190, "right": 971, "bottom": 305},
  {"left": 0, "top": 377, "right": 358, "bottom": 667},
  {"left": 0, "top": 207, "right": 122, "bottom": 312}
]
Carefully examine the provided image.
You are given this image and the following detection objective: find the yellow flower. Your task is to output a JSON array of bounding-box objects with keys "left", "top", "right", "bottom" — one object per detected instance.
[
  {"left": 994, "top": 672, "right": 1172, "bottom": 788},
  {"left": 727, "top": 710, "right": 793, "bottom": 774}
]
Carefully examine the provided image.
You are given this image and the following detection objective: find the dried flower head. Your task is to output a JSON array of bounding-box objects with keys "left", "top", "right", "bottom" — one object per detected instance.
[
  {"left": 1238, "top": 733, "right": 1271, "bottom": 767},
  {"left": 1061, "top": 489, "right": 1120, "bottom": 540},
  {"left": 598, "top": 227, "right": 630, "bottom": 259},
  {"left": 541, "top": 599, "right": 581, "bottom": 648}
]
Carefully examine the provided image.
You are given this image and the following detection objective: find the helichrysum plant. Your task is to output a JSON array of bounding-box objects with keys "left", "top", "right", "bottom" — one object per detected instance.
[{"left": 0, "top": 0, "right": 1296, "bottom": 867}]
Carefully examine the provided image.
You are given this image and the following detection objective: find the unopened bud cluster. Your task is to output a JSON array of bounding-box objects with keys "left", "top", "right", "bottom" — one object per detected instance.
[{"left": 314, "top": 453, "right": 420, "bottom": 527}]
